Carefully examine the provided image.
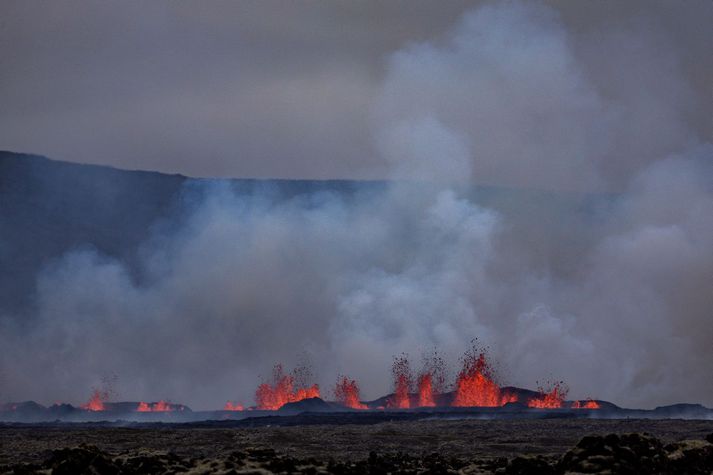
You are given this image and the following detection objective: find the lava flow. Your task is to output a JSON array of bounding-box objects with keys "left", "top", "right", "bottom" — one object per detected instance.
[
  {"left": 255, "top": 363, "right": 320, "bottom": 410},
  {"left": 333, "top": 375, "right": 367, "bottom": 409},
  {"left": 528, "top": 382, "right": 568, "bottom": 408}
]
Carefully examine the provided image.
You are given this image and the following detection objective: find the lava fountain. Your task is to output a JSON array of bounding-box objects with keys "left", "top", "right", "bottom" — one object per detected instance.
[
  {"left": 255, "top": 363, "right": 320, "bottom": 410},
  {"left": 80, "top": 389, "right": 108, "bottom": 412},
  {"left": 452, "top": 346, "right": 516, "bottom": 407},
  {"left": 137, "top": 400, "right": 174, "bottom": 412},
  {"left": 387, "top": 355, "right": 413, "bottom": 409},
  {"left": 333, "top": 375, "right": 367, "bottom": 409},
  {"left": 528, "top": 382, "right": 568, "bottom": 408}
]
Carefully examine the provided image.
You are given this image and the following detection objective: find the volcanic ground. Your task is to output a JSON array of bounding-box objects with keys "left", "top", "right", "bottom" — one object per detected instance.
[{"left": 2, "top": 418, "right": 713, "bottom": 474}]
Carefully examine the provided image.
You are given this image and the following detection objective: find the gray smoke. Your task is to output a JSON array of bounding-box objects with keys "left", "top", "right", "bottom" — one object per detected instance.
[{"left": 1, "top": 1, "right": 711, "bottom": 410}]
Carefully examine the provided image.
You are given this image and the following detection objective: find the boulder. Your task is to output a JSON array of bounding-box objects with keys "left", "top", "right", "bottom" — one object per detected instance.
[{"left": 559, "top": 433, "right": 667, "bottom": 474}]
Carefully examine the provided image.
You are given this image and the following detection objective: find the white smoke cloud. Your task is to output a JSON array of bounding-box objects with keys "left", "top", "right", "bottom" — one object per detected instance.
[
  {"left": 1, "top": 1, "right": 711, "bottom": 410},
  {"left": 374, "top": 1, "right": 697, "bottom": 191}
]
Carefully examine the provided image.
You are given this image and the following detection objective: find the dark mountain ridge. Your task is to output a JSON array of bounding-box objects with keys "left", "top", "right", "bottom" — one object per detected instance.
[
  {"left": 0, "top": 150, "right": 609, "bottom": 318},
  {"left": 0, "top": 151, "right": 386, "bottom": 316},
  {"left": 1, "top": 152, "right": 187, "bottom": 315}
]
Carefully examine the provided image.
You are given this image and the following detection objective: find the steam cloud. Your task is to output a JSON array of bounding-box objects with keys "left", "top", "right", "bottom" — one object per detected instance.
[{"left": 1, "top": 1, "right": 711, "bottom": 409}]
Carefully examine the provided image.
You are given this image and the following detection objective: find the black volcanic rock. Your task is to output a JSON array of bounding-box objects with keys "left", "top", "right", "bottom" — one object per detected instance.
[
  {"left": 559, "top": 433, "right": 668, "bottom": 473},
  {"left": 502, "top": 400, "right": 529, "bottom": 410},
  {"left": 0, "top": 401, "right": 45, "bottom": 413},
  {"left": 45, "top": 445, "right": 119, "bottom": 475},
  {"left": 506, "top": 455, "right": 556, "bottom": 474},
  {"left": 2, "top": 428, "right": 713, "bottom": 474},
  {"left": 278, "top": 397, "right": 334, "bottom": 414},
  {"left": 0, "top": 401, "right": 54, "bottom": 422},
  {"left": 47, "top": 404, "right": 77, "bottom": 418},
  {"left": 665, "top": 439, "right": 713, "bottom": 474},
  {"left": 653, "top": 403, "right": 712, "bottom": 418}
]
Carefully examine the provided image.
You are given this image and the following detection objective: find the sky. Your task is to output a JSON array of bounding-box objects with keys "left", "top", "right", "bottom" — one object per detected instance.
[
  {"left": 1, "top": 1, "right": 712, "bottom": 410},
  {"left": 0, "top": 0, "right": 711, "bottom": 187}
]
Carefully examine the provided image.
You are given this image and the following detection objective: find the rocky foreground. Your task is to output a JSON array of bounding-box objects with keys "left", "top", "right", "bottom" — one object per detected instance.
[
  {"left": 1, "top": 419, "right": 713, "bottom": 474},
  {"left": 1, "top": 432, "right": 713, "bottom": 474}
]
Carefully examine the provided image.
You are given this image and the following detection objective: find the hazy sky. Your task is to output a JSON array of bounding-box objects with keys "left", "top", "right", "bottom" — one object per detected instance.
[{"left": 1, "top": 0, "right": 711, "bottom": 185}]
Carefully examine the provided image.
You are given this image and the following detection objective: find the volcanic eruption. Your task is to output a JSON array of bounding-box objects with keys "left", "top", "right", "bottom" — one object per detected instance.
[
  {"left": 80, "top": 388, "right": 109, "bottom": 412},
  {"left": 333, "top": 376, "right": 367, "bottom": 410},
  {"left": 254, "top": 363, "right": 321, "bottom": 411},
  {"left": 452, "top": 345, "right": 517, "bottom": 408},
  {"left": 1, "top": 341, "right": 614, "bottom": 421},
  {"left": 528, "top": 382, "right": 568, "bottom": 409}
]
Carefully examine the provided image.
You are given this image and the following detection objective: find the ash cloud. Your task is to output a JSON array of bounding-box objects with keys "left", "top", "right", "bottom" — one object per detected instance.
[{"left": 1, "top": 1, "right": 712, "bottom": 410}]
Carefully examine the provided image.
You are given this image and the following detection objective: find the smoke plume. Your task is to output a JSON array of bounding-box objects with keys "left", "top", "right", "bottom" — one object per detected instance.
[{"left": 0, "top": 1, "right": 711, "bottom": 410}]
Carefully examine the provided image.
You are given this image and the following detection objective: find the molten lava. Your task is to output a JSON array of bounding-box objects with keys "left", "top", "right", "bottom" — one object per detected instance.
[
  {"left": 137, "top": 400, "right": 173, "bottom": 412},
  {"left": 528, "top": 382, "right": 568, "bottom": 408},
  {"left": 20, "top": 344, "right": 609, "bottom": 414},
  {"left": 387, "top": 355, "right": 412, "bottom": 409},
  {"left": 333, "top": 375, "right": 367, "bottom": 409},
  {"left": 81, "top": 389, "right": 108, "bottom": 411},
  {"left": 452, "top": 349, "right": 515, "bottom": 407},
  {"left": 224, "top": 401, "right": 245, "bottom": 411},
  {"left": 572, "top": 399, "right": 601, "bottom": 409},
  {"left": 416, "top": 349, "right": 447, "bottom": 407},
  {"left": 255, "top": 363, "right": 320, "bottom": 410},
  {"left": 417, "top": 373, "right": 436, "bottom": 407}
]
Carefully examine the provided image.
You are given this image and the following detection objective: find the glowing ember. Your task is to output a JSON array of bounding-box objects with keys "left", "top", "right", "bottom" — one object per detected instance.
[
  {"left": 572, "top": 399, "right": 601, "bottom": 409},
  {"left": 224, "top": 401, "right": 244, "bottom": 411},
  {"left": 255, "top": 363, "right": 320, "bottom": 410},
  {"left": 528, "top": 382, "right": 569, "bottom": 408},
  {"left": 387, "top": 355, "right": 412, "bottom": 409},
  {"left": 137, "top": 400, "right": 173, "bottom": 412},
  {"left": 333, "top": 375, "right": 367, "bottom": 409},
  {"left": 452, "top": 345, "right": 515, "bottom": 407},
  {"left": 81, "top": 389, "right": 108, "bottom": 411}
]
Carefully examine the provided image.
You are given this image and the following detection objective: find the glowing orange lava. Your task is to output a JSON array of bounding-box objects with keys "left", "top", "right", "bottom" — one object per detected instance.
[
  {"left": 452, "top": 349, "right": 516, "bottom": 407},
  {"left": 572, "top": 399, "right": 600, "bottom": 409},
  {"left": 417, "top": 373, "right": 436, "bottom": 407},
  {"left": 255, "top": 364, "right": 320, "bottom": 410},
  {"left": 137, "top": 400, "right": 173, "bottom": 412},
  {"left": 46, "top": 346, "right": 605, "bottom": 414},
  {"left": 528, "top": 382, "right": 568, "bottom": 408},
  {"left": 333, "top": 375, "right": 367, "bottom": 409},
  {"left": 81, "top": 389, "right": 108, "bottom": 411},
  {"left": 387, "top": 355, "right": 412, "bottom": 409},
  {"left": 224, "top": 401, "right": 244, "bottom": 411}
]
